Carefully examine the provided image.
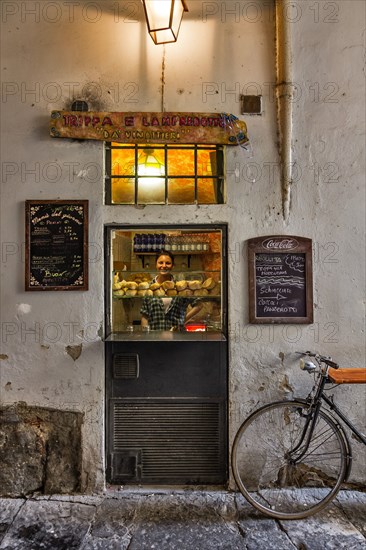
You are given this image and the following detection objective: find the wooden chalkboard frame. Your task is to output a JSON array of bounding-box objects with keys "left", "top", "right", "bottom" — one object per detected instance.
[
  {"left": 25, "top": 200, "right": 88, "bottom": 291},
  {"left": 248, "top": 235, "right": 313, "bottom": 324}
]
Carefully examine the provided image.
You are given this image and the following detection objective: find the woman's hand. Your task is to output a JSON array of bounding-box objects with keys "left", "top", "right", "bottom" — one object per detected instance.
[
  {"left": 185, "top": 303, "right": 203, "bottom": 323},
  {"left": 141, "top": 314, "right": 149, "bottom": 327}
]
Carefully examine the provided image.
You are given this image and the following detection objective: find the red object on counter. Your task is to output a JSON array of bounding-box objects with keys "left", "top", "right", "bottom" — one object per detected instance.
[{"left": 185, "top": 323, "right": 206, "bottom": 332}]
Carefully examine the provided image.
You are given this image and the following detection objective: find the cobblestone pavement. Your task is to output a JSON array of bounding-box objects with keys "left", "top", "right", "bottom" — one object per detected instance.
[{"left": 0, "top": 489, "right": 365, "bottom": 549}]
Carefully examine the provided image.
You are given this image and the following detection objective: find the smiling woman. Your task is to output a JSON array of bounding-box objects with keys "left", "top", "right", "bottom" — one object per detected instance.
[
  {"left": 106, "top": 143, "right": 225, "bottom": 205},
  {"left": 140, "top": 250, "right": 203, "bottom": 331}
]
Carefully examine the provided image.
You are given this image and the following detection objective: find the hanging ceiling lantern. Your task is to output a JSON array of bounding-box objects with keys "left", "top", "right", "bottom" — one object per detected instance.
[
  {"left": 142, "top": 0, "right": 188, "bottom": 45},
  {"left": 137, "top": 148, "right": 165, "bottom": 178}
]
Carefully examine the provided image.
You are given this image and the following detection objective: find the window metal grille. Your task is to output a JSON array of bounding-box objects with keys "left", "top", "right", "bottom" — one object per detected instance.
[{"left": 105, "top": 143, "right": 225, "bottom": 205}]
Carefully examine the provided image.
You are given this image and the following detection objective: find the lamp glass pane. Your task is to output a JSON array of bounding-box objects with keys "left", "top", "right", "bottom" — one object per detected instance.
[
  {"left": 144, "top": 0, "right": 172, "bottom": 29},
  {"left": 171, "top": 1, "right": 184, "bottom": 35},
  {"left": 150, "top": 29, "right": 175, "bottom": 44},
  {"left": 137, "top": 148, "right": 165, "bottom": 177}
]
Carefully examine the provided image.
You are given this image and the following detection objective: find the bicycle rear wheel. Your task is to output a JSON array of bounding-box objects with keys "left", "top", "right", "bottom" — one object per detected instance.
[{"left": 232, "top": 400, "right": 347, "bottom": 519}]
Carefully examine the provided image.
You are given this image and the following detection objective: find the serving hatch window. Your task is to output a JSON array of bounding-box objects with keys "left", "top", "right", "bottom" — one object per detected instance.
[{"left": 105, "top": 143, "right": 225, "bottom": 205}]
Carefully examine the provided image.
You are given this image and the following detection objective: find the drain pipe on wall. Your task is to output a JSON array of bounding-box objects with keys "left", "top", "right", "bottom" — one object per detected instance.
[{"left": 275, "top": 0, "right": 294, "bottom": 223}]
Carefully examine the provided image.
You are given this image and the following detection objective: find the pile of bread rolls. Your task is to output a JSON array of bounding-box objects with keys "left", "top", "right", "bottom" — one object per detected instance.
[{"left": 112, "top": 274, "right": 220, "bottom": 298}]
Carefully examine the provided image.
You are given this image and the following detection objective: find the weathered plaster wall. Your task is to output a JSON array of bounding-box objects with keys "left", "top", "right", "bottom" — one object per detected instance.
[{"left": 1, "top": 1, "right": 365, "bottom": 492}]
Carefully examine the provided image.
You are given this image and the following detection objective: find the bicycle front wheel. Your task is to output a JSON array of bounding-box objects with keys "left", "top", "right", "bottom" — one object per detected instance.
[{"left": 232, "top": 400, "right": 347, "bottom": 520}]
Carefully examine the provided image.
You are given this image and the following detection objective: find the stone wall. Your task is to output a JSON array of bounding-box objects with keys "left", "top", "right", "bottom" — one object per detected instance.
[{"left": 0, "top": 404, "right": 83, "bottom": 497}]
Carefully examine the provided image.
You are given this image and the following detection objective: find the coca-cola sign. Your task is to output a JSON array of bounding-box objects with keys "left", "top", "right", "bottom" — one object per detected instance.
[
  {"left": 262, "top": 238, "right": 299, "bottom": 250},
  {"left": 248, "top": 235, "right": 313, "bottom": 324}
]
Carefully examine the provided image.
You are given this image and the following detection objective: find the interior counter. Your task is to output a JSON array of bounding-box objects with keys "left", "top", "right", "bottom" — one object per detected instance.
[{"left": 105, "top": 331, "right": 227, "bottom": 342}]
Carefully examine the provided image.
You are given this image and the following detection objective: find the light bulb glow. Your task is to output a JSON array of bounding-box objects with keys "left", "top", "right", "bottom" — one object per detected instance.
[
  {"left": 137, "top": 149, "right": 165, "bottom": 177},
  {"left": 137, "top": 149, "right": 165, "bottom": 192}
]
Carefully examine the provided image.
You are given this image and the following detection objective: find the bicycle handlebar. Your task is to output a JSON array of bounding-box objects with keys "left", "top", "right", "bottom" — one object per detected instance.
[{"left": 296, "top": 351, "right": 339, "bottom": 369}]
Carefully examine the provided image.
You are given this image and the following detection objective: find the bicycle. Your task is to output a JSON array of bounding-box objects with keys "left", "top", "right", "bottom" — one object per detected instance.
[{"left": 231, "top": 351, "right": 366, "bottom": 520}]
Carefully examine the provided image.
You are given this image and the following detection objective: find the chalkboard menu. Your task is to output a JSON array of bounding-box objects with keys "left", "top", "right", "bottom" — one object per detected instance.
[
  {"left": 248, "top": 236, "right": 313, "bottom": 323},
  {"left": 25, "top": 200, "right": 88, "bottom": 291}
]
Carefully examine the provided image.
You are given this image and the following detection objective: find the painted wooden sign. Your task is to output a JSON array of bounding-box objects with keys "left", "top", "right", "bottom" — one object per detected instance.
[
  {"left": 248, "top": 236, "right": 313, "bottom": 324},
  {"left": 50, "top": 111, "right": 248, "bottom": 146},
  {"left": 25, "top": 200, "right": 88, "bottom": 291}
]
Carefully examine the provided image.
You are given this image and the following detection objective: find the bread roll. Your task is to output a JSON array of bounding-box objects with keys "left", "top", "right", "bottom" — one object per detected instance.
[
  {"left": 188, "top": 280, "right": 202, "bottom": 290},
  {"left": 127, "top": 272, "right": 146, "bottom": 282},
  {"left": 150, "top": 282, "right": 161, "bottom": 291},
  {"left": 125, "top": 289, "right": 137, "bottom": 297},
  {"left": 166, "top": 289, "right": 177, "bottom": 297},
  {"left": 175, "top": 280, "right": 187, "bottom": 291},
  {"left": 126, "top": 281, "right": 138, "bottom": 290},
  {"left": 209, "top": 284, "right": 221, "bottom": 295},
  {"left": 194, "top": 289, "right": 209, "bottom": 296},
  {"left": 202, "top": 277, "right": 216, "bottom": 290},
  {"left": 162, "top": 280, "right": 175, "bottom": 290},
  {"left": 145, "top": 289, "right": 153, "bottom": 296},
  {"left": 138, "top": 282, "right": 150, "bottom": 290},
  {"left": 137, "top": 289, "right": 147, "bottom": 297},
  {"left": 114, "top": 289, "right": 125, "bottom": 296},
  {"left": 178, "top": 289, "right": 193, "bottom": 296},
  {"left": 154, "top": 288, "right": 165, "bottom": 296}
]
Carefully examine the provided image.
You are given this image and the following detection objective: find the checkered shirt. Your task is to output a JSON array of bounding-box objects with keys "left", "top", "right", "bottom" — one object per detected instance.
[{"left": 140, "top": 296, "right": 193, "bottom": 331}]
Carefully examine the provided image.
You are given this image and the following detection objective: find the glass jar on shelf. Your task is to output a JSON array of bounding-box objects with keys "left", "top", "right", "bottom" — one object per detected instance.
[
  {"left": 185, "top": 234, "right": 192, "bottom": 254},
  {"left": 147, "top": 234, "right": 154, "bottom": 252},
  {"left": 175, "top": 235, "right": 181, "bottom": 252},
  {"left": 133, "top": 234, "right": 141, "bottom": 253},
  {"left": 182, "top": 235, "right": 190, "bottom": 252},
  {"left": 165, "top": 235, "right": 171, "bottom": 251},
  {"left": 203, "top": 234, "right": 210, "bottom": 252},
  {"left": 140, "top": 234, "right": 147, "bottom": 253},
  {"left": 159, "top": 233, "right": 166, "bottom": 252},
  {"left": 171, "top": 236, "right": 178, "bottom": 252},
  {"left": 196, "top": 234, "right": 203, "bottom": 252},
  {"left": 180, "top": 236, "right": 186, "bottom": 252},
  {"left": 190, "top": 234, "right": 197, "bottom": 252}
]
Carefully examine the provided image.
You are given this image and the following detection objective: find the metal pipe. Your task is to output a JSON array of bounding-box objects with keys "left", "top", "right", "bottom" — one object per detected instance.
[{"left": 275, "top": 0, "right": 294, "bottom": 222}]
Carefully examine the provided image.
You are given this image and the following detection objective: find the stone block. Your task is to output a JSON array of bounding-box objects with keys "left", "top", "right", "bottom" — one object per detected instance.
[{"left": 0, "top": 403, "right": 84, "bottom": 497}]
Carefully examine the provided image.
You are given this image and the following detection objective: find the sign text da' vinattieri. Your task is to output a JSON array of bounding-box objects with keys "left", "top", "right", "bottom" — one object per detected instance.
[{"left": 50, "top": 111, "right": 249, "bottom": 146}]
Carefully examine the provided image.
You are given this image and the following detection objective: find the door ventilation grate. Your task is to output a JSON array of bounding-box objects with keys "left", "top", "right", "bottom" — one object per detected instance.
[
  {"left": 113, "top": 354, "right": 139, "bottom": 379},
  {"left": 111, "top": 401, "right": 224, "bottom": 483}
]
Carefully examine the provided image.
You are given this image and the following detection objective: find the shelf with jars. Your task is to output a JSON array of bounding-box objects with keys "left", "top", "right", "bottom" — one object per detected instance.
[{"left": 133, "top": 233, "right": 211, "bottom": 254}]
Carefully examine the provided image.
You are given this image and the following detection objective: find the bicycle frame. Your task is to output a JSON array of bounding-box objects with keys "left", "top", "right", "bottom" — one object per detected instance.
[
  {"left": 321, "top": 392, "right": 366, "bottom": 445},
  {"left": 288, "top": 365, "right": 366, "bottom": 468},
  {"left": 287, "top": 370, "right": 329, "bottom": 463}
]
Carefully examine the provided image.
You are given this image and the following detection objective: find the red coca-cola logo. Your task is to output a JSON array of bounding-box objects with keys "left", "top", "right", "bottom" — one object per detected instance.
[{"left": 262, "top": 238, "right": 299, "bottom": 250}]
